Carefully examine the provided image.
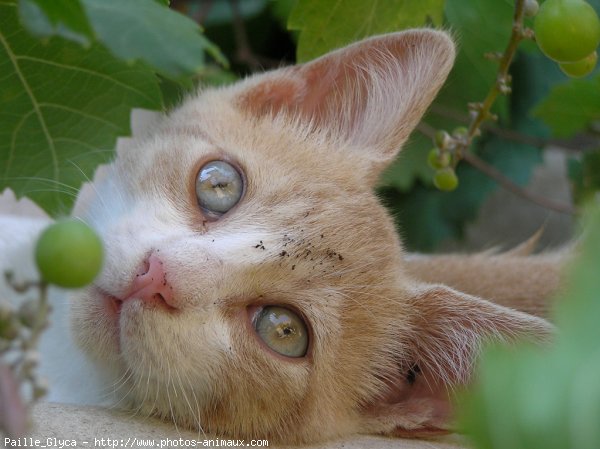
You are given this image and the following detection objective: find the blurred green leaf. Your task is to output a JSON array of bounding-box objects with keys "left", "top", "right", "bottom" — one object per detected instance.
[
  {"left": 288, "top": 0, "right": 444, "bottom": 62},
  {"left": 0, "top": 1, "right": 162, "bottom": 216},
  {"left": 270, "top": 0, "right": 297, "bottom": 29},
  {"left": 533, "top": 73, "right": 600, "bottom": 137},
  {"left": 457, "top": 204, "right": 600, "bottom": 449},
  {"left": 380, "top": 184, "right": 455, "bottom": 251},
  {"left": 81, "top": 0, "right": 228, "bottom": 78},
  {"left": 568, "top": 150, "right": 600, "bottom": 205},
  {"left": 19, "top": 0, "right": 93, "bottom": 46},
  {"left": 380, "top": 132, "right": 434, "bottom": 191},
  {"left": 18, "top": 0, "right": 228, "bottom": 80},
  {"left": 554, "top": 206, "right": 600, "bottom": 347}
]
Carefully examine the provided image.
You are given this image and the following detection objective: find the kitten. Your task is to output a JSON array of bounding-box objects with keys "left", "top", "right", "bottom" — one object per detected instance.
[{"left": 1, "top": 29, "right": 558, "bottom": 444}]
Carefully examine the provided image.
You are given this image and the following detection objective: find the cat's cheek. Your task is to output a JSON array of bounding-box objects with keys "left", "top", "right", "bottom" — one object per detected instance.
[{"left": 70, "top": 288, "right": 122, "bottom": 363}]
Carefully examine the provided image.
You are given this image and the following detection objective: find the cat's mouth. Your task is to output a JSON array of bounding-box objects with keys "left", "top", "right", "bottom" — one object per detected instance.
[
  {"left": 97, "top": 287, "right": 177, "bottom": 321},
  {"left": 110, "top": 294, "right": 177, "bottom": 314},
  {"left": 109, "top": 295, "right": 123, "bottom": 315}
]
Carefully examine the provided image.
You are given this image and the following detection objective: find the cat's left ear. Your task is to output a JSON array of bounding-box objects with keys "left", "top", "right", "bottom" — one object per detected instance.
[
  {"left": 237, "top": 29, "right": 455, "bottom": 176},
  {"left": 360, "top": 284, "right": 553, "bottom": 438}
]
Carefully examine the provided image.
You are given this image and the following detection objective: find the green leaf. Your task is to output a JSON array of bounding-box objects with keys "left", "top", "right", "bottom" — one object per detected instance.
[
  {"left": 457, "top": 204, "right": 600, "bottom": 449},
  {"left": 288, "top": 0, "right": 444, "bottom": 62},
  {"left": 19, "top": 0, "right": 93, "bottom": 46},
  {"left": 533, "top": 73, "right": 600, "bottom": 137},
  {"left": 18, "top": 0, "right": 228, "bottom": 80},
  {"left": 379, "top": 185, "right": 455, "bottom": 251},
  {"left": 568, "top": 150, "right": 600, "bottom": 205},
  {"left": 0, "top": 2, "right": 162, "bottom": 216},
  {"left": 555, "top": 206, "right": 600, "bottom": 349},
  {"left": 379, "top": 132, "right": 434, "bottom": 191},
  {"left": 80, "top": 0, "right": 228, "bottom": 78},
  {"left": 270, "top": 0, "right": 297, "bottom": 29}
]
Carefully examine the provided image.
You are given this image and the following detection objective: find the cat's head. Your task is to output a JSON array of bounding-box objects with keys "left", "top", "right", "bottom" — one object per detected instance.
[{"left": 70, "top": 29, "right": 550, "bottom": 443}]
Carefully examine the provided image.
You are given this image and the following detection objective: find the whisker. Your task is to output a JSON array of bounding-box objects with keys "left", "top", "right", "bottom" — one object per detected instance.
[
  {"left": 165, "top": 362, "right": 180, "bottom": 434},
  {"left": 180, "top": 367, "right": 206, "bottom": 439}
]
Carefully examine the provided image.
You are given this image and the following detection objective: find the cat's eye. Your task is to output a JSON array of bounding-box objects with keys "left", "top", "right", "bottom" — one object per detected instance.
[
  {"left": 195, "top": 161, "right": 243, "bottom": 216},
  {"left": 254, "top": 306, "right": 308, "bottom": 358}
]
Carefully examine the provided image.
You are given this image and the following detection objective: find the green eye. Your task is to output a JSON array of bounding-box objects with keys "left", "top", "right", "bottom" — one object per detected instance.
[
  {"left": 254, "top": 306, "right": 308, "bottom": 358},
  {"left": 195, "top": 161, "right": 243, "bottom": 216}
]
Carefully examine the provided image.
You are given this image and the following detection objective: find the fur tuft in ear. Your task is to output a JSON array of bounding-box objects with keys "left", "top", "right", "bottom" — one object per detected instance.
[
  {"left": 362, "top": 284, "right": 553, "bottom": 438},
  {"left": 237, "top": 29, "right": 455, "bottom": 170}
]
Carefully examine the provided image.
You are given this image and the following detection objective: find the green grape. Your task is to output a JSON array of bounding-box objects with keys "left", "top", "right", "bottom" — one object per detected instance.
[
  {"left": 452, "top": 126, "right": 468, "bottom": 138},
  {"left": 525, "top": 0, "right": 540, "bottom": 17},
  {"left": 534, "top": 0, "right": 600, "bottom": 63},
  {"left": 434, "top": 130, "right": 451, "bottom": 150},
  {"left": 427, "top": 148, "right": 451, "bottom": 170},
  {"left": 35, "top": 219, "right": 104, "bottom": 288},
  {"left": 559, "top": 51, "right": 598, "bottom": 77},
  {"left": 433, "top": 168, "right": 459, "bottom": 191}
]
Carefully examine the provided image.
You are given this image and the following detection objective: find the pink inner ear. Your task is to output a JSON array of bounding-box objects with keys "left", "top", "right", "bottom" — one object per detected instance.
[
  {"left": 239, "top": 56, "right": 355, "bottom": 123},
  {"left": 239, "top": 76, "right": 305, "bottom": 117},
  {"left": 366, "top": 364, "right": 454, "bottom": 437},
  {"left": 237, "top": 31, "right": 456, "bottom": 153}
]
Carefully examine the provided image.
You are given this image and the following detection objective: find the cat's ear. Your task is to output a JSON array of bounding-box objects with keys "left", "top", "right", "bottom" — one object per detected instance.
[
  {"left": 360, "top": 284, "right": 553, "bottom": 437},
  {"left": 237, "top": 29, "right": 455, "bottom": 174}
]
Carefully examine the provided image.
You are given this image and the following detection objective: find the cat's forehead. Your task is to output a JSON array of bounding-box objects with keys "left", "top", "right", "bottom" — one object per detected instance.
[
  {"left": 106, "top": 93, "right": 372, "bottom": 239},
  {"left": 122, "top": 90, "right": 363, "bottom": 186}
]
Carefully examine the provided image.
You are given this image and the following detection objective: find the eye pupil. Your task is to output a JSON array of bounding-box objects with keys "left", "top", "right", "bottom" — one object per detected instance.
[
  {"left": 254, "top": 306, "right": 308, "bottom": 358},
  {"left": 195, "top": 161, "right": 243, "bottom": 216}
]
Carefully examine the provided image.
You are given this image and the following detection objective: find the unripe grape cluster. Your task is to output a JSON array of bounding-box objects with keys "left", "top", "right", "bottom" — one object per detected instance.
[
  {"left": 427, "top": 128, "right": 466, "bottom": 192},
  {"left": 0, "top": 219, "right": 104, "bottom": 438},
  {"left": 533, "top": 0, "right": 600, "bottom": 77}
]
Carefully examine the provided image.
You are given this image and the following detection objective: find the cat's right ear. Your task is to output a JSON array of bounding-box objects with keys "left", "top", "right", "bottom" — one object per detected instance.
[
  {"left": 236, "top": 29, "right": 455, "bottom": 178},
  {"left": 359, "top": 284, "right": 553, "bottom": 438}
]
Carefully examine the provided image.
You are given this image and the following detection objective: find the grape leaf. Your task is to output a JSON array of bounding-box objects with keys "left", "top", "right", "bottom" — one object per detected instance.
[
  {"left": 288, "top": 0, "right": 444, "bottom": 62},
  {"left": 19, "top": 0, "right": 93, "bottom": 46},
  {"left": 0, "top": 1, "right": 162, "bottom": 216},
  {"left": 18, "top": 0, "right": 228, "bottom": 80},
  {"left": 533, "top": 73, "right": 600, "bottom": 137}
]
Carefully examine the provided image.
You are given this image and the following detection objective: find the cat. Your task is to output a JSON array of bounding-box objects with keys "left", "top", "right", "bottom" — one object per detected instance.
[{"left": 0, "top": 29, "right": 562, "bottom": 444}]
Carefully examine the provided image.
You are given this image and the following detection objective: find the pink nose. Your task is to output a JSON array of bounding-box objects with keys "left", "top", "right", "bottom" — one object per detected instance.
[{"left": 124, "top": 252, "right": 175, "bottom": 308}]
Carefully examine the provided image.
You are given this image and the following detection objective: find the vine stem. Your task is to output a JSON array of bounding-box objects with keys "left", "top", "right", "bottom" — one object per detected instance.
[
  {"left": 463, "top": 0, "right": 528, "bottom": 151},
  {"left": 438, "top": 0, "right": 577, "bottom": 215},
  {"left": 417, "top": 122, "right": 577, "bottom": 215}
]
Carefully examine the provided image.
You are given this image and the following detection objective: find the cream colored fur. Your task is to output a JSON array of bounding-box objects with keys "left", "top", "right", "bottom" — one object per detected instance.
[
  {"left": 1, "top": 29, "right": 563, "bottom": 444},
  {"left": 405, "top": 249, "right": 567, "bottom": 317}
]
